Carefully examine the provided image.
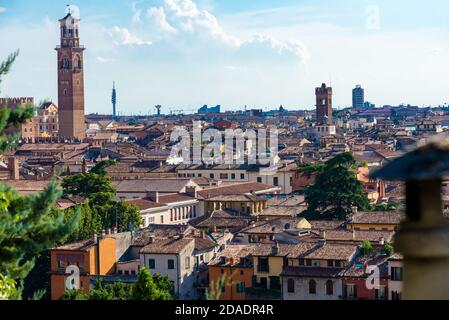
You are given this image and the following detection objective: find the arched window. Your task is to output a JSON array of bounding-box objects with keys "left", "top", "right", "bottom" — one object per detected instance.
[
  {"left": 287, "top": 279, "right": 295, "bottom": 293},
  {"left": 74, "top": 55, "right": 82, "bottom": 69},
  {"left": 326, "top": 280, "right": 334, "bottom": 295},
  {"left": 60, "top": 58, "right": 70, "bottom": 70},
  {"left": 309, "top": 280, "right": 316, "bottom": 294}
]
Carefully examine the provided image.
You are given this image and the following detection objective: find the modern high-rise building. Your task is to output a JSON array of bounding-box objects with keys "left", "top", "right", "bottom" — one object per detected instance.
[
  {"left": 56, "top": 9, "right": 86, "bottom": 141},
  {"left": 352, "top": 85, "right": 365, "bottom": 110},
  {"left": 316, "top": 83, "right": 333, "bottom": 124}
]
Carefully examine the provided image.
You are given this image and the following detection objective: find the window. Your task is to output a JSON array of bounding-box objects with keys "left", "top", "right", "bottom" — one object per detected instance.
[
  {"left": 391, "top": 267, "right": 403, "bottom": 281},
  {"left": 260, "top": 277, "right": 268, "bottom": 289},
  {"left": 326, "top": 280, "right": 334, "bottom": 295},
  {"left": 375, "top": 287, "right": 386, "bottom": 300},
  {"left": 299, "top": 259, "right": 305, "bottom": 266},
  {"left": 210, "top": 174, "right": 215, "bottom": 179},
  {"left": 236, "top": 282, "right": 246, "bottom": 293},
  {"left": 257, "top": 177, "right": 262, "bottom": 183},
  {"left": 258, "top": 257, "right": 269, "bottom": 273},
  {"left": 335, "top": 260, "right": 342, "bottom": 268},
  {"left": 273, "top": 177, "right": 279, "bottom": 186},
  {"left": 287, "top": 279, "right": 295, "bottom": 293},
  {"left": 391, "top": 291, "right": 402, "bottom": 300},
  {"left": 231, "top": 173, "right": 236, "bottom": 180},
  {"left": 185, "top": 257, "right": 190, "bottom": 270},
  {"left": 269, "top": 276, "right": 280, "bottom": 290},
  {"left": 148, "top": 259, "right": 155, "bottom": 269},
  {"left": 168, "top": 259, "right": 175, "bottom": 270},
  {"left": 327, "top": 260, "right": 334, "bottom": 267},
  {"left": 220, "top": 173, "right": 229, "bottom": 180},
  {"left": 309, "top": 280, "right": 316, "bottom": 294},
  {"left": 240, "top": 173, "right": 245, "bottom": 179},
  {"left": 306, "top": 259, "right": 312, "bottom": 266},
  {"left": 345, "top": 284, "right": 356, "bottom": 298}
]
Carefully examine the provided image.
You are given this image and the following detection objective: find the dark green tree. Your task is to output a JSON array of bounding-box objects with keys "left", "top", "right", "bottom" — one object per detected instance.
[
  {"left": 0, "top": 51, "right": 79, "bottom": 299},
  {"left": 302, "top": 152, "right": 370, "bottom": 220},
  {"left": 384, "top": 243, "right": 394, "bottom": 256},
  {"left": 62, "top": 171, "right": 115, "bottom": 198},
  {"left": 131, "top": 268, "right": 171, "bottom": 300},
  {"left": 60, "top": 289, "right": 87, "bottom": 300},
  {"left": 60, "top": 270, "right": 172, "bottom": 301},
  {"left": 361, "top": 240, "right": 374, "bottom": 256},
  {"left": 61, "top": 160, "right": 142, "bottom": 239}
]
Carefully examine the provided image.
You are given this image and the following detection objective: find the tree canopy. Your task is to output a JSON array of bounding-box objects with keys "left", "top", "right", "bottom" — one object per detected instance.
[
  {"left": 300, "top": 152, "right": 370, "bottom": 220},
  {"left": 61, "top": 160, "right": 142, "bottom": 240},
  {"left": 60, "top": 269, "right": 172, "bottom": 301}
]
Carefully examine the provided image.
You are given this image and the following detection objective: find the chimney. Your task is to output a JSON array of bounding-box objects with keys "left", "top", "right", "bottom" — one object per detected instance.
[
  {"left": 149, "top": 235, "right": 155, "bottom": 243},
  {"left": 351, "top": 206, "right": 358, "bottom": 214},
  {"left": 101, "top": 229, "right": 106, "bottom": 238},
  {"left": 81, "top": 159, "right": 87, "bottom": 174},
  {"left": 320, "top": 230, "right": 326, "bottom": 239},
  {"left": 148, "top": 191, "right": 160, "bottom": 203},
  {"left": 352, "top": 230, "right": 356, "bottom": 241},
  {"left": 185, "top": 186, "right": 197, "bottom": 197},
  {"left": 107, "top": 228, "right": 112, "bottom": 235},
  {"left": 92, "top": 233, "right": 98, "bottom": 243},
  {"left": 112, "top": 226, "right": 118, "bottom": 234},
  {"left": 379, "top": 237, "right": 385, "bottom": 245},
  {"left": 272, "top": 242, "right": 280, "bottom": 255},
  {"left": 8, "top": 157, "right": 19, "bottom": 180}
]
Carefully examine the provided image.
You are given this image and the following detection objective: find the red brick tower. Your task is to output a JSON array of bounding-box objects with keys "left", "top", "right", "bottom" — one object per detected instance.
[
  {"left": 316, "top": 83, "right": 333, "bottom": 125},
  {"left": 56, "top": 9, "right": 85, "bottom": 141}
]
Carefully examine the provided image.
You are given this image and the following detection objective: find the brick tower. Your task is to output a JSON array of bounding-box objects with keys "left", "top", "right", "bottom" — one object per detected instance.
[
  {"left": 56, "top": 9, "right": 85, "bottom": 141},
  {"left": 316, "top": 83, "right": 333, "bottom": 125}
]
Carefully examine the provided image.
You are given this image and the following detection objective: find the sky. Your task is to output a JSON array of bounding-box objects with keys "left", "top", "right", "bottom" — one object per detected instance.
[{"left": 0, "top": 0, "right": 448, "bottom": 115}]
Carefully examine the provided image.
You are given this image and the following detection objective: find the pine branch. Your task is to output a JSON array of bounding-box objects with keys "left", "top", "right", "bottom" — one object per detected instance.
[{"left": 0, "top": 50, "right": 19, "bottom": 94}]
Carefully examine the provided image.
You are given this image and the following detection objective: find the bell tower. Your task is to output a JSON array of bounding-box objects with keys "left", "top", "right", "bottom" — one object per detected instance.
[
  {"left": 316, "top": 83, "right": 333, "bottom": 125},
  {"left": 56, "top": 7, "right": 86, "bottom": 141}
]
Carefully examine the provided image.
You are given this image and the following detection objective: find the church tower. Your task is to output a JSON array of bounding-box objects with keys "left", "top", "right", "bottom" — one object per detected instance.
[
  {"left": 316, "top": 83, "right": 333, "bottom": 125},
  {"left": 56, "top": 8, "right": 86, "bottom": 141}
]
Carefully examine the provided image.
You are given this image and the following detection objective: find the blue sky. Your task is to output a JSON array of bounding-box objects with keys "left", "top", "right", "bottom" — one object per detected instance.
[{"left": 0, "top": 0, "right": 448, "bottom": 115}]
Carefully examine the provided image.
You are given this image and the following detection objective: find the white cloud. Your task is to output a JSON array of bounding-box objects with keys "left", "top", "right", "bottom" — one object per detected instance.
[
  {"left": 131, "top": 2, "right": 142, "bottom": 25},
  {"left": 109, "top": 26, "right": 152, "bottom": 46},
  {"left": 0, "top": 7, "right": 6, "bottom": 13},
  {"left": 147, "top": 7, "right": 177, "bottom": 34},
  {"left": 96, "top": 56, "right": 115, "bottom": 63},
  {"left": 142, "top": 0, "right": 307, "bottom": 61}
]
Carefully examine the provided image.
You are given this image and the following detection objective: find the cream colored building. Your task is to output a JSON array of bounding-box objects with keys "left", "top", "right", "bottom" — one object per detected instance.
[
  {"left": 177, "top": 161, "right": 296, "bottom": 194},
  {"left": 37, "top": 102, "right": 59, "bottom": 138}
]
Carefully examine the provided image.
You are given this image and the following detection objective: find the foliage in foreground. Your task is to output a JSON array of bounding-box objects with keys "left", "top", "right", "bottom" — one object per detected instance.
[
  {"left": 61, "top": 268, "right": 172, "bottom": 300},
  {"left": 0, "top": 51, "right": 80, "bottom": 299}
]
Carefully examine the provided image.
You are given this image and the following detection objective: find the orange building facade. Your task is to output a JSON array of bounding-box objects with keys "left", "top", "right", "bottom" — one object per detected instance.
[
  {"left": 50, "top": 235, "right": 117, "bottom": 300},
  {"left": 208, "top": 264, "right": 254, "bottom": 300}
]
